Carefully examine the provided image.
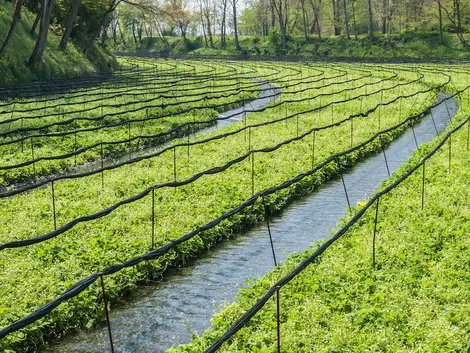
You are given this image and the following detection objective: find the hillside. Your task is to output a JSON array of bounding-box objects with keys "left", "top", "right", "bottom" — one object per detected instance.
[
  {"left": 0, "top": 0, "right": 115, "bottom": 85},
  {"left": 108, "top": 32, "right": 470, "bottom": 60}
]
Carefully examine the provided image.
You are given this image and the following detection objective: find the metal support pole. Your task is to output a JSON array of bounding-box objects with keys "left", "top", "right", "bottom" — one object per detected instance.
[
  {"left": 151, "top": 188, "right": 155, "bottom": 248},
  {"left": 262, "top": 197, "right": 277, "bottom": 266},
  {"left": 421, "top": 162, "right": 426, "bottom": 210},
  {"left": 296, "top": 115, "right": 299, "bottom": 137},
  {"left": 311, "top": 131, "right": 316, "bottom": 170},
  {"left": 248, "top": 127, "right": 252, "bottom": 152},
  {"left": 51, "top": 181, "right": 57, "bottom": 230},
  {"left": 100, "top": 276, "right": 115, "bottom": 353},
  {"left": 467, "top": 119, "right": 470, "bottom": 151},
  {"left": 128, "top": 121, "right": 132, "bottom": 160},
  {"left": 411, "top": 124, "right": 419, "bottom": 149},
  {"left": 276, "top": 285, "right": 281, "bottom": 353},
  {"left": 350, "top": 118, "right": 354, "bottom": 148},
  {"left": 430, "top": 110, "right": 438, "bottom": 135},
  {"left": 30, "top": 137, "right": 36, "bottom": 180},
  {"left": 444, "top": 99, "right": 451, "bottom": 122},
  {"left": 173, "top": 146, "right": 177, "bottom": 182},
  {"left": 101, "top": 144, "right": 105, "bottom": 189},
  {"left": 251, "top": 153, "right": 255, "bottom": 197},
  {"left": 341, "top": 171, "right": 351, "bottom": 212},
  {"left": 372, "top": 197, "right": 380, "bottom": 270},
  {"left": 448, "top": 135, "right": 452, "bottom": 174}
]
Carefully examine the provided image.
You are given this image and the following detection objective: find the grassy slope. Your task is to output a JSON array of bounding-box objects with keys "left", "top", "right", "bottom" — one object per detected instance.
[
  {"left": 173, "top": 67, "right": 470, "bottom": 352},
  {"left": 110, "top": 32, "right": 470, "bottom": 60},
  {"left": 0, "top": 0, "right": 114, "bottom": 85}
]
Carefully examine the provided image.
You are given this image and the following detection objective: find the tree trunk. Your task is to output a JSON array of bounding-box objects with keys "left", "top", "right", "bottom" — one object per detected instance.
[
  {"left": 200, "top": 7, "right": 208, "bottom": 48},
  {"left": 27, "top": 0, "right": 55, "bottom": 67},
  {"left": 84, "top": 0, "right": 120, "bottom": 53},
  {"left": 301, "top": 0, "right": 310, "bottom": 42},
  {"left": 233, "top": 0, "right": 241, "bottom": 50},
  {"left": 0, "top": 0, "right": 25, "bottom": 57},
  {"left": 30, "top": 12, "right": 40, "bottom": 34},
  {"left": 100, "top": 25, "right": 108, "bottom": 46},
  {"left": 351, "top": 0, "right": 358, "bottom": 39},
  {"left": 381, "top": 0, "right": 387, "bottom": 34},
  {"left": 112, "top": 21, "right": 117, "bottom": 46},
  {"left": 138, "top": 23, "right": 143, "bottom": 43},
  {"left": 332, "top": 0, "right": 341, "bottom": 35},
  {"left": 220, "top": 0, "right": 227, "bottom": 48},
  {"left": 438, "top": 1, "right": 444, "bottom": 45},
  {"left": 455, "top": 0, "right": 467, "bottom": 46},
  {"left": 132, "top": 22, "right": 137, "bottom": 43},
  {"left": 118, "top": 20, "right": 126, "bottom": 45},
  {"left": 206, "top": 12, "right": 214, "bottom": 48},
  {"left": 367, "top": 0, "right": 374, "bottom": 40},
  {"left": 342, "top": 0, "right": 350, "bottom": 39},
  {"left": 59, "top": 0, "right": 80, "bottom": 51},
  {"left": 309, "top": 0, "right": 321, "bottom": 40}
]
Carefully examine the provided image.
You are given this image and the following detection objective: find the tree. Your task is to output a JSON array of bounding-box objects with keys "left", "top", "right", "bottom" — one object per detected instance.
[
  {"left": 270, "top": 0, "right": 289, "bottom": 48},
  {"left": 27, "top": 0, "right": 56, "bottom": 67},
  {"left": 300, "top": 0, "right": 310, "bottom": 42},
  {"left": 309, "top": 0, "right": 321, "bottom": 40},
  {"left": 59, "top": 0, "right": 81, "bottom": 50},
  {"left": 219, "top": 0, "right": 228, "bottom": 48},
  {"left": 0, "top": 0, "right": 25, "bottom": 57},
  {"left": 198, "top": 0, "right": 214, "bottom": 48},
  {"left": 342, "top": 0, "right": 350, "bottom": 39},
  {"left": 231, "top": 0, "right": 241, "bottom": 50},
  {"left": 435, "top": 0, "right": 444, "bottom": 45},
  {"left": 162, "top": 0, "right": 191, "bottom": 42},
  {"left": 367, "top": 0, "right": 374, "bottom": 40}
]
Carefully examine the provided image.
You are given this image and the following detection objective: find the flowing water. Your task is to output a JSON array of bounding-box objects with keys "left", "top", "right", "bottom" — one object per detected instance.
[{"left": 43, "top": 93, "right": 457, "bottom": 353}]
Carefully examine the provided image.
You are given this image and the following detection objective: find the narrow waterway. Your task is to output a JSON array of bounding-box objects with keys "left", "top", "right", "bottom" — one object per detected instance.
[{"left": 43, "top": 93, "right": 457, "bottom": 353}]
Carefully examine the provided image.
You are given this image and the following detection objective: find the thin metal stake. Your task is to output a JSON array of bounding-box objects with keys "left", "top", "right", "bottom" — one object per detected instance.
[
  {"left": 173, "top": 146, "right": 177, "bottom": 182},
  {"left": 421, "top": 162, "right": 426, "bottom": 210},
  {"left": 372, "top": 197, "right": 380, "bottom": 269},
  {"left": 151, "top": 188, "right": 155, "bottom": 248},
  {"left": 100, "top": 276, "right": 115, "bottom": 353},
  {"left": 74, "top": 132, "right": 78, "bottom": 166},
  {"left": 18, "top": 116, "right": 24, "bottom": 151},
  {"left": 430, "top": 109, "right": 439, "bottom": 135},
  {"left": 337, "top": 159, "right": 351, "bottom": 211},
  {"left": 350, "top": 118, "right": 354, "bottom": 148},
  {"left": 51, "top": 181, "right": 57, "bottom": 230},
  {"left": 101, "top": 144, "right": 104, "bottom": 189},
  {"left": 276, "top": 285, "right": 281, "bottom": 353},
  {"left": 262, "top": 197, "right": 277, "bottom": 266},
  {"left": 251, "top": 153, "right": 255, "bottom": 197},
  {"left": 444, "top": 100, "right": 451, "bottom": 122},
  {"left": 411, "top": 124, "right": 419, "bottom": 149},
  {"left": 30, "top": 137, "right": 36, "bottom": 179},
  {"left": 248, "top": 127, "right": 252, "bottom": 151},
  {"left": 311, "top": 130, "right": 316, "bottom": 169},
  {"left": 467, "top": 119, "right": 470, "bottom": 150},
  {"left": 296, "top": 115, "right": 299, "bottom": 137},
  {"left": 128, "top": 121, "right": 132, "bottom": 160},
  {"left": 448, "top": 135, "right": 452, "bottom": 174}
]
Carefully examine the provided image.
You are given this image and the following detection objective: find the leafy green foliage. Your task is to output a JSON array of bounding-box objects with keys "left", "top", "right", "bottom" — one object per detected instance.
[
  {"left": 0, "top": 59, "right": 455, "bottom": 352},
  {"left": 173, "top": 64, "right": 470, "bottom": 353}
]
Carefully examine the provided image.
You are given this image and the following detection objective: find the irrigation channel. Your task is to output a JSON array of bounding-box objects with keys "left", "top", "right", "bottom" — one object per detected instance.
[{"left": 42, "top": 92, "right": 458, "bottom": 353}]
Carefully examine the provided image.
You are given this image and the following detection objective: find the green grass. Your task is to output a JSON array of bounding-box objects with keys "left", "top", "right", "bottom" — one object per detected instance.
[
  {"left": 0, "top": 0, "right": 114, "bottom": 84},
  {"left": 173, "top": 64, "right": 470, "bottom": 353}
]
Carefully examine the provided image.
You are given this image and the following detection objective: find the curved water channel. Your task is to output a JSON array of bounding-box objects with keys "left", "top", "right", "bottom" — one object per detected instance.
[{"left": 43, "top": 93, "right": 457, "bottom": 353}]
